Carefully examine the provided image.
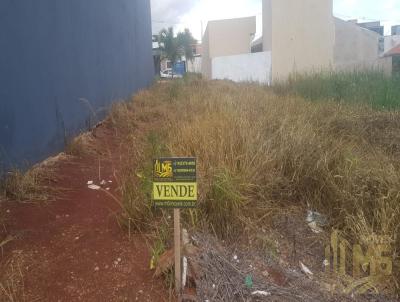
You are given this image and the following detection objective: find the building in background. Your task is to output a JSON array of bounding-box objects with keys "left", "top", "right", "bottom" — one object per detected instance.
[
  {"left": 187, "top": 43, "right": 202, "bottom": 74},
  {"left": 263, "top": 0, "right": 335, "bottom": 82},
  {"left": 201, "top": 17, "right": 256, "bottom": 79},
  {"left": 0, "top": 1, "right": 153, "bottom": 171},
  {"left": 384, "top": 25, "right": 400, "bottom": 54},
  {"left": 153, "top": 35, "right": 162, "bottom": 76},
  {"left": 357, "top": 21, "right": 384, "bottom": 36},
  {"left": 384, "top": 44, "right": 400, "bottom": 74},
  {"left": 334, "top": 18, "right": 390, "bottom": 72},
  {"left": 392, "top": 25, "right": 400, "bottom": 36},
  {"left": 202, "top": 0, "right": 396, "bottom": 84},
  {"left": 262, "top": 0, "right": 391, "bottom": 80}
]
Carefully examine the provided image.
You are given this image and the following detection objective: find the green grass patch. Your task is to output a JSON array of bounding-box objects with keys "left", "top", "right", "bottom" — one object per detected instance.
[{"left": 273, "top": 70, "right": 400, "bottom": 110}]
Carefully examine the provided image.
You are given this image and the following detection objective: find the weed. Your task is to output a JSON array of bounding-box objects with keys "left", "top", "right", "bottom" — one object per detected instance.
[
  {"left": 150, "top": 220, "right": 172, "bottom": 267},
  {"left": 203, "top": 169, "right": 247, "bottom": 239},
  {"left": 115, "top": 129, "right": 169, "bottom": 232},
  {"left": 65, "top": 132, "right": 95, "bottom": 157}
]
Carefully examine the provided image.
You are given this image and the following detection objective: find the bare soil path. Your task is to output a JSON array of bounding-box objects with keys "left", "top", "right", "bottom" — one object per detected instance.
[{"left": 1, "top": 124, "right": 170, "bottom": 301}]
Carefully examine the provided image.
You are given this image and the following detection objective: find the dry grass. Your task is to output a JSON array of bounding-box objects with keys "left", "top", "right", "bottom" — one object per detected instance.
[
  {"left": 0, "top": 153, "right": 65, "bottom": 202},
  {"left": 0, "top": 169, "right": 50, "bottom": 202},
  {"left": 111, "top": 77, "right": 400, "bottom": 292},
  {"left": 0, "top": 251, "right": 26, "bottom": 302},
  {"left": 65, "top": 132, "right": 96, "bottom": 157}
]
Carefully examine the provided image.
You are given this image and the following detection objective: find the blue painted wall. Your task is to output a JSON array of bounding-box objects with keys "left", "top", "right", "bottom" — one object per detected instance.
[{"left": 0, "top": 0, "right": 153, "bottom": 171}]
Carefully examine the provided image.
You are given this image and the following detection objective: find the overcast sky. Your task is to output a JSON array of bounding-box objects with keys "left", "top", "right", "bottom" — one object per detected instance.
[{"left": 151, "top": 0, "right": 400, "bottom": 40}]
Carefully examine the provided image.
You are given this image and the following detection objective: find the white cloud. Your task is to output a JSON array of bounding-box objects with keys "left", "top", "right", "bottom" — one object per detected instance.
[
  {"left": 151, "top": 0, "right": 400, "bottom": 38},
  {"left": 151, "top": 0, "right": 200, "bottom": 34},
  {"left": 151, "top": 0, "right": 261, "bottom": 40}
]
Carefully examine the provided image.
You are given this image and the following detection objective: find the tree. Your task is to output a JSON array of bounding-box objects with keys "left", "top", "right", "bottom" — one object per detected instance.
[
  {"left": 158, "top": 27, "right": 179, "bottom": 68},
  {"left": 177, "top": 28, "right": 197, "bottom": 64},
  {"left": 158, "top": 27, "right": 197, "bottom": 74}
]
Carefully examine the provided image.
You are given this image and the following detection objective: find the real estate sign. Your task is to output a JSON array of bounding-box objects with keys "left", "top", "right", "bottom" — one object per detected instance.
[{"left": 152, "top": 157, "right": 197, "bottom": 208}]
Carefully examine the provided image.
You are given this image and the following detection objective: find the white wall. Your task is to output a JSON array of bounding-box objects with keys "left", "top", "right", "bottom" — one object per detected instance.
[
  {"left": 212, "top": 52, "right": 272, "bottom": 85},
  {"left": 202, "top": 16, "right": 256, "bottom": 79},
  {"left": 334, "top": 18, "right": 381, "bottom": 70}
]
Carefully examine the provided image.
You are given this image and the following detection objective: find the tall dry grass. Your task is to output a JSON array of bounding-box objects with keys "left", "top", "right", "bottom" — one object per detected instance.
[{"left": 112, "top": 77, "right": 400, "bottom": 290}]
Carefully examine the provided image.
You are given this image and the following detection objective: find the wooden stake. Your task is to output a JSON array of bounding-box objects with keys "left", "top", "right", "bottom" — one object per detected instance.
[{"left": 174, "top": 208, "right": 181, "bottom": 296}]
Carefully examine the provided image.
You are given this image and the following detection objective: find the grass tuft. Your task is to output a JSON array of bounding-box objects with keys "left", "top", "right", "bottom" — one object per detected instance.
[{"left": 1, "top": 169, "right": 48, "bottom": 202}]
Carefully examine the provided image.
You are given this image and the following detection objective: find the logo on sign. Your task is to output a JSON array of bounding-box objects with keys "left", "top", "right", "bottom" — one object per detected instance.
[{"left": 154, "top": 159, "right": 173, "bottom": 178}]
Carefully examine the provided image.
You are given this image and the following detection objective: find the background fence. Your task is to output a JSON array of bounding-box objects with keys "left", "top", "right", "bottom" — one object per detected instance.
[{"left": 0, "top": 0, "right": 153, "bottom": 171}]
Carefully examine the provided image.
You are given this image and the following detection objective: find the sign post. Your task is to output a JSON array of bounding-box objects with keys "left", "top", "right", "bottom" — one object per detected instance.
[
  {"left": 152, "top": 157, "right": 197, "bottom": 297},
  {"left": 173, "top": 208, "right": 181, "bottom": 293}
]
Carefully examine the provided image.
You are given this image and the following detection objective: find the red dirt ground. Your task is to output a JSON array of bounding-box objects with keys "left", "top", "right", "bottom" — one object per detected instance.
[{"left": 1, "top": 124, "right": 171, "bottom": 301}]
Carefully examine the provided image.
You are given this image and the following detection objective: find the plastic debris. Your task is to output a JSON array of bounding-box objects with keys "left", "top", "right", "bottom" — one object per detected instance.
[
  {"left": 306, "top": 210, "right": 327, "bottom": 225},
  {"left": 182, "top": 229, "right": 190, "bottom": 245},
  {"left": 299, "top": 261, "right": 313, "bottom": 278},
  {"left": 251, "top": 290, "right": 271, "bottom": 297},
  {"left": 308, "top": 221, "right": 323, "bottom": 234},
  {"left": 88, "top": 184, "right": 101, "bottom": 190},
  {"left": 306, "top": 210, "right": 327, "bottom": 233},
  {"left": 245, "top": 275, "right": 253, "bottom": 289},
  {"left": 100, "top": 180, "right": 107, "bottom": 185},
  {"left": 87, "top": 180, "right": 93, "bottom": 185}
]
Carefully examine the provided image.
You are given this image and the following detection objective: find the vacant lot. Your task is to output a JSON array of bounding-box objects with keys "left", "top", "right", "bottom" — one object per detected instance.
[
  {"left": 2, "top": 75, "right": 400, "bottom": 301},
  {"left": 112, "top": 76, "right": 400, "bottom": 298}
]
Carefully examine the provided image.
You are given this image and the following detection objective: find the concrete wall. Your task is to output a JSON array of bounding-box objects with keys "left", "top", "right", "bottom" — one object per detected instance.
[
  {"left": 334, "top": 18, "right": 383, "bottom": 71},
  {"left": 263, "top": 0, "right": 335, "bottom": 82},
  {"left": 0, "top": 1, "right": 153, "bottom": 171},
  {"left": 201, "top": 27, "right": 212, "bottom": 79},
  {"left": 262, "top": 0, "right": 272, "bottom": 52},
  {"left": 201, "top": 17, "right": 256, "bottom": 79},
  {"left": 212, "top": 52, "right": 272, "bottom": 84}
]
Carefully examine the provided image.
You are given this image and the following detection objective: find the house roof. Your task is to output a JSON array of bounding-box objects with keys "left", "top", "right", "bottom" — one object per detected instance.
[{"left": 384, "top": 44, "right": 400, "bottom": 57}]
